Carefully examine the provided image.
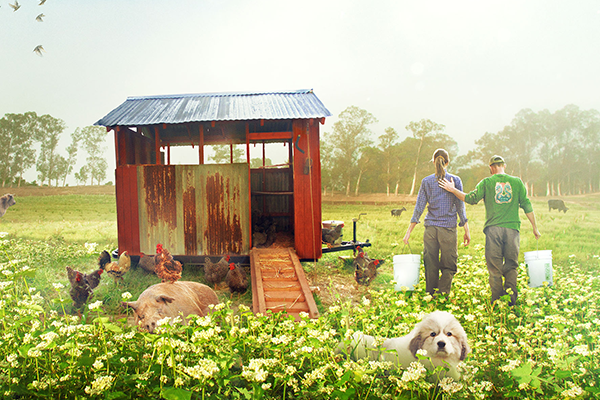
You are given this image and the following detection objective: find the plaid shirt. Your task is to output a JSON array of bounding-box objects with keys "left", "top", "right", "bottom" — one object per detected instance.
[{"left": 410, "top": 172, "right": 468, "bottom": 228}]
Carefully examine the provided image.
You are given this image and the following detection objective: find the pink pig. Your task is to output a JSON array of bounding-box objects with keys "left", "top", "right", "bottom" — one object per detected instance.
[{"left": 122, "top": 281, "right": 219, "bottom": 333}]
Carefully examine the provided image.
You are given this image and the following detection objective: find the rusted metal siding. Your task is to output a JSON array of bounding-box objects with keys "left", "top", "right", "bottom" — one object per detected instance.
[{"left": 136, "top": 164, "right": 250, "bottom": 256}]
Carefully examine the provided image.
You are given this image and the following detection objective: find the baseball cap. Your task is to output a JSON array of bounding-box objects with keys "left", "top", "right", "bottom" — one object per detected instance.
[{"left": 489, "top": 155, "right": 505, "bottom": 166}]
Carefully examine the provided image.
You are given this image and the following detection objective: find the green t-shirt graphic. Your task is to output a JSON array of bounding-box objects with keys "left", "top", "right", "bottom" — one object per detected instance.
[{"left": 464, "top": 174, "right": 533, "bottom": 232}]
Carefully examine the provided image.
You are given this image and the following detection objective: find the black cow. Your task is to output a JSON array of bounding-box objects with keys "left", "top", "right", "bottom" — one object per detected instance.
[
  {"left": 391, "top": 207, "right": 407, "bottom": 217},
  {"left": 548, "top": 199, "right": 568, "bottom": 213},
  {"left": 0, "top": 194, "right": 16, "bottom": 218}
]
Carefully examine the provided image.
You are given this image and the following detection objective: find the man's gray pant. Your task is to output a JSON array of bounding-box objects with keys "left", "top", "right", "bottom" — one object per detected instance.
[
  {"left": 484, "top": 226, "right": 520, "bottom": 305},
  {"left": 423, "top": 226, "right": 457, "bottom": 295}
]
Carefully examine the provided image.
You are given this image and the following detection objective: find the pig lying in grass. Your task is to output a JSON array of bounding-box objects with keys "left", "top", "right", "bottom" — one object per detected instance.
[{"left": 122, "top": 281, "right": 219, "bottom": 333}]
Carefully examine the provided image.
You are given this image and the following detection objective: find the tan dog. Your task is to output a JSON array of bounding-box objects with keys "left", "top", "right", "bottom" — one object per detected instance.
[{"left": 339, "top": 311, "right": 470, "bottom": 380}]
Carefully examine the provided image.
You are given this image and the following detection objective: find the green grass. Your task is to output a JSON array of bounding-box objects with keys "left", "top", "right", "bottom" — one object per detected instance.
[{"left": 2, "top": 194, "right": 599, "bottom": 314}]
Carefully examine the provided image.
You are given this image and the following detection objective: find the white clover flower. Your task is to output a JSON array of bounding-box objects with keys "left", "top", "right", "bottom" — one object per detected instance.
[
  {"left": 499, "top": 359, "right": 520, "bottom": 372},
  {"left": 84, "top": 375, "right": 114, "bottom": 396},
  {"left": 0, "top": 281, "right": 13, "bottom": 290},
  {"left": 573, "top": 345, "right": 590, "bottom": 357},
  {"left": 2, "top": 270, "right": 14, "bottom": 276},
  {"left": 121, "top": 292, "right": 132, "bottom": 300},
  {"left": 395, "top": 299, "right": 407, "bottom": 307},
  {"left": 88, "top": 300, "right": 103, "bottom": 310},
  {"left": 561, "top": 382, "right": 584, "bottom": 398},
  {"left": 84, "top": 243, "right": 98, "bottom": 254},
  {"left": 464, "top": 314, "right": 475, "bottom": 322},
  {"left": 27, "top": 348, "right": 42, "bottom": 358},
  {"left": 93, "top": 360, "right": 104, "bottom": 370},
  {"left": 0, "top": 232, "right": 8, "bottom": 238},
  {"left": 423, "top": 294, "right": 433, "bottom": 302},
  {"left": 416, "top": 349, "right": 428, "bottom": 357},
  {"left": 438, "top": 377, "right": 463, "bottom": 394},
  {"left": 52, "top": 283, "right": 64, "bottom": 290},
  {"left": 362, "top": 297, "right": 371, "bottom": 306},
  {"left": 328, "top": 305, "right": 341, "bottom": 313}
]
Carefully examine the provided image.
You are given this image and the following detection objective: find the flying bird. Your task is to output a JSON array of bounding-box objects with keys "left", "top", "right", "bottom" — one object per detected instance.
[
  {"left": 39, "top": 0, "right": 47, "bottom": 5},
  {"left": 36, "top": 13, "right": 45, "bottom": 22},
  {"left": 9, "top": 1, "right": 21, "bottom": 11},
  {"left": 33, "top": 45, "right": 46, "bottom": 56}
]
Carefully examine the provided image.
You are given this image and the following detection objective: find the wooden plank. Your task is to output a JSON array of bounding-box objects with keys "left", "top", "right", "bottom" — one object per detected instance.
[
  {"left": 250, "top": 248, "right": 318, "bottom": 320},
  {"left": 251, "top": 250, "right": 267, "bottom": 314},
  {"left": 287, "top": 248, "right": 319, "bottom": 318}
]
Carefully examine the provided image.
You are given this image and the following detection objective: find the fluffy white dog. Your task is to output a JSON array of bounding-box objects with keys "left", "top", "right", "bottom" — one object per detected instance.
[{"left": 338, "top": 311, "right": 470, "bottom": 380}]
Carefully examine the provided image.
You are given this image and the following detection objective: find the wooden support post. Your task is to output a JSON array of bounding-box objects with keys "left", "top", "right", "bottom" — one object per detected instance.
[
  {"left": 114, "top": 127, "right": 120, "bottom": 167},
  {"left": 167, "top": 144, "right": 171, "bottom": 165},
  {"left": 154, "top": 126, "right": 161, "bottom": 165},
  {"left": 199, "top": 124, "right": 204, "bottom": 165}
]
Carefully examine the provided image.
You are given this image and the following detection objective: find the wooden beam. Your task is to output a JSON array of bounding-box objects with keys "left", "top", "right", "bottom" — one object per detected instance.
[{"left": 247, "top": 131, "right": 293, "bottom": 141}]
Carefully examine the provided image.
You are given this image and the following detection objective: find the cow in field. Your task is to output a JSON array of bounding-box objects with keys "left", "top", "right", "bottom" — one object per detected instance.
[
  {"left": 391, "top": 207, "right": 407, "bottom": 217},
  {"left": 0, "top": 194, "right": 16, "bottom": 218},
  {"left": 548, "top": 199, "right": 568, "bottom": 213}
]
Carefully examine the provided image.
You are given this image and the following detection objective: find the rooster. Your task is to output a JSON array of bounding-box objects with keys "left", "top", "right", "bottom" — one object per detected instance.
[
  {"left": 322, "top": 224, "right": 344, "bottom": 247},
  {"left": 154, "top": 244, "right": 182, "bottom": 283},
  {"left": 226, "top": 262, "right": 248, "bottom": 296},
  {"left": 99, "top": 250, "right": 131, "bottom": 284},
  {"left": 66, "top": 266, "right": 103, "bottom": 308},
  {"left": 353, "top": 247, "right": 384, "bottom": 286},
  {"left": 204, "top": 255, "right": 230, "bottom": 288}
]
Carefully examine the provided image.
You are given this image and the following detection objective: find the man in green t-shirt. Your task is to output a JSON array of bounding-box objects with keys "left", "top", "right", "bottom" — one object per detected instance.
[{"left": 439, "top": 155, "right": 541, "bottom": 306}]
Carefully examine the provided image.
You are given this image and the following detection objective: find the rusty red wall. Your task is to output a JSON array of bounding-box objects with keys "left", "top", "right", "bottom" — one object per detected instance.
[
  {"left": 115, "top": 165, "right": 141, "bottom": 255},
  {"left": 292, "top": 120, "right": 322, "bottom": 260}
]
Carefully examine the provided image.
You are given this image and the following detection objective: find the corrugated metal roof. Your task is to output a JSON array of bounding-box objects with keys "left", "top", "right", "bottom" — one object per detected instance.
[{"left": 95, "top": 89, "right": 331, "bottom": 127}]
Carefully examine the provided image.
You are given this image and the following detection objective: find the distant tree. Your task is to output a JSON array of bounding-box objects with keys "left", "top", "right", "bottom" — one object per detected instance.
[
  {"left": 209, "top": 144, "right": 244, "bottom": 164},
  {"left": 0, "top": 112, "right": 38, "bottom": 187},
  {"left": 75, "top": 165, "right": 89, "bottom": 186},
  {"left": 61, "top": 130, "right": 80, "bottom": 187},
  {"left": 77, "top": 126, "right": 108, "bottom": 185},
  {"left": 378, "top": 127, "right": 400, "bottom": 196},
  {"left": 324, "top": 106, "right": 377, "bottom": 196},
  {"left": 405, "top": 119, "right": 445, "bottom": 195},
  {"left": 250, "top": 157, "right": 272, "bottom": 168},
  {"left": 35, "top": 114, "right": 67, "bottom": 186}
]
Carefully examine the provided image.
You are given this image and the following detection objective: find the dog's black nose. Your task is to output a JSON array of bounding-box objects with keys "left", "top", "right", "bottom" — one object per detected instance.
[{"left": 437, "top": 341, "right": 446, "bottom": 349}]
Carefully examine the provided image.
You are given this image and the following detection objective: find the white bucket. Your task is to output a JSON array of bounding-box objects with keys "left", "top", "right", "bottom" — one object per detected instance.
[
  {"left": 393, "top": 254, "right": 421, "bottom": 291},
  {"left": 322, "top": 220, "right": 344, "bottom": 229},
  {"left": 524, "top": 250, "right": 553, "bottom": 287}
]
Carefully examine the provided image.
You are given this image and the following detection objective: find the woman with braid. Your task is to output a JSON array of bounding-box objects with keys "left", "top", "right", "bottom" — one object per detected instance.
[{"left": 403, "top": 149, "right": 470, "bottom": 295}]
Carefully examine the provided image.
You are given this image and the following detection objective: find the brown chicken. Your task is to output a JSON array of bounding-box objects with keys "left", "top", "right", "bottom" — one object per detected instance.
[
  {"left": 353, "top": 247, "right": 384, "bottom": 285},
  {"left": 99, "top": 250, "right": 131, "bottom": 283},
  {"left": 155, "top": 244, "right": 182, "bottom": 284},
  {"left": 138, "top": 253, "right": 157, "bottom": 274},
  {"left": 66, "top": 266, "right": 103, "bottom": 308},
  {"left": 322, "top": 224, "right": 344, "bottom": 247},
  {"left": 204, "top": 255, "right": 230, "bottom": 288},
  {"left": 226, "top": 262, "right": 248, "bottom": 296}
]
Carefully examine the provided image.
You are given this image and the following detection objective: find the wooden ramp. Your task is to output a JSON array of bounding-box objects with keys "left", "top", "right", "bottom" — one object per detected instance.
[{"left": 251, "top": 248, "right": 319, "bottom": 320}]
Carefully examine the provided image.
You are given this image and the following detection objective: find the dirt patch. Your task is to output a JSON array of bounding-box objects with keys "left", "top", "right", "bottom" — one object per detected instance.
[{"left": 4, "top": 185, "right": 115, "bottom": 197}]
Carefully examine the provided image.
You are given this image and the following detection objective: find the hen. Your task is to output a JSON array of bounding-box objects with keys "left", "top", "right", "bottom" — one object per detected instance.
[
  {"left": 353, "top": 247, "right": 385, "bottom": 286},
  {"left": 322, "top": 224, "right": 344, "bottom": 247},
  {"left": 226, "top": 262, "right": 248, "bottom": 296},
  {"left": 155, "top": 244, "right": 182, "bottom": 284},
  {"left": 99, "top": 250, "right": 131, "bottom": 283},
  {"left": 138, "top": 252, "right": 157, "bottom": 274},
  {"left": 204, "top": 255, "right": 230, "bottom": 288},
  {"left": 66, "top": 266, "right": 103, "bottom": 308}
]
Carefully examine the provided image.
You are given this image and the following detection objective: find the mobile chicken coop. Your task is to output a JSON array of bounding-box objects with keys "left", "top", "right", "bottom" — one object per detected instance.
[{"left": 96, "top": 89, "right": 330, "bottom": 318}]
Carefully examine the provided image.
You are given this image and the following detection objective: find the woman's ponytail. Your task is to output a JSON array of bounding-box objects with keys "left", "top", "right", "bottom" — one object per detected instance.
[{"left": 432, "top": 149, "right": 449, "bottom": 181}]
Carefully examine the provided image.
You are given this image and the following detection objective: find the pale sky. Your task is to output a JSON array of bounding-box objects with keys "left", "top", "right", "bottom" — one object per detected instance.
[{"left": 2, "top": 0, "right": 600, "bottom": 184}]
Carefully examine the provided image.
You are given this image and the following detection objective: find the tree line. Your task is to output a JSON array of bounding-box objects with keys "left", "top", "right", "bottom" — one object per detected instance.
[
  {"left": 322, "top": 104, "right": 600, "bottom": 197},
  {"left": 0, "top": 112, "right": 108, "bottom": 188}
]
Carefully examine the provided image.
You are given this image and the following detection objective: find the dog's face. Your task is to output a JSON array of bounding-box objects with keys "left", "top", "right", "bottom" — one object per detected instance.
[{"left": 409, "top": 311, "right": 470, "bottom": 362}]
